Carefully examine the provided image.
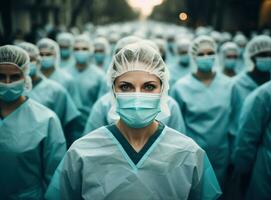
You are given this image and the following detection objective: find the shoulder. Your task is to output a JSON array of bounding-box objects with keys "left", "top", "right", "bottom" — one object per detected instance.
[
  {"left": 175, "top": 74, "right": 192, "bottom": 86},
  {"left": 247, "top": 81, "right": 271, "bottom": 106},
  {"left": 27, "top": 98, "right": 59, "bottom": 121},
  {"left": 70, "top": 126, "right": 110, "bottom": 151},
  {"left": 43, "top": 78, "right": 67, "bottom": 92},
  {"left": 163, "top": 126, "right": 203, "bottom": 154}
]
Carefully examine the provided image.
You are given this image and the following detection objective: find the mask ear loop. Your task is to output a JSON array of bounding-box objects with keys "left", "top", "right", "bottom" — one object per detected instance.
[{"left": 112, "top": 83, "right": 117, "bottom": 98}]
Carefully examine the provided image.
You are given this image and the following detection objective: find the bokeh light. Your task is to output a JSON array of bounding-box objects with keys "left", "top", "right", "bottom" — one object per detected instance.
[{"left": 179, "top": 12, "right": 188, "bottom": 21}]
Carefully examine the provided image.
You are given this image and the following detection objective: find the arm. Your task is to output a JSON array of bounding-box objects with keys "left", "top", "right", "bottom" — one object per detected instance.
[
  {"left": 233, "top": 91, "right": 270, "bottom": 173},
  {"left": 43, "top": 115, "right": 67, "bottom": 186},
  {"left": 167, "top": 98, "right": 186, "bottom": 133},
  {"left": 83, "top": 97, "right": 109, "bottom": 135},
  {"left": 45, "top": 149, "right": 83, "bottom": 200},
  {"left": 189, "top": 150, "right": 222, "bottom": 200}
]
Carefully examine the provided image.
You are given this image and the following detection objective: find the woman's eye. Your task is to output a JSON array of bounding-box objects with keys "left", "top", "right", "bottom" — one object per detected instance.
[
  {"left": 11, "top": 74, "right": 22, "bottom": 82},
  {"left": 120, "top": 84, "right": 131, "bottom": 91},
  {"left": 144, "top": 84, "right": 156, "bottom": 91}
]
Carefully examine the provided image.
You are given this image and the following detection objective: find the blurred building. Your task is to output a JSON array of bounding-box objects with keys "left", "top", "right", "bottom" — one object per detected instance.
[
  {"left": 0, "top": 0, "right": 137, "bottom": 44},
  {"left": 151, "top": 0, "right": 270, "bottom": 34}
]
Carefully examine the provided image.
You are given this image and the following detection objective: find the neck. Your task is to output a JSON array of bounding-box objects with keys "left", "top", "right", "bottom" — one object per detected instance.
[
  {"left": 0, "top": 96, "right": 26, "bottom": 118},
  {"left": 31, "top": 75, "right": 42, "bottom": 87},
  {"left": 195, "top": 70, "right": 215, "bottom": 80},
  {"left": 41, "top": 67, "right": 55, "bottom": 78},
  {"left": 116, "top": 120, "right": 158, "bottom": 152},
  {"left": 76, "top": 62, "right": 88, "bottom": 72},
  {"left": 223, "top": 68, "right": 236, "bottom": 77},
  {"left": 248, "top": 67, "right": 270, "bottom": 86}
]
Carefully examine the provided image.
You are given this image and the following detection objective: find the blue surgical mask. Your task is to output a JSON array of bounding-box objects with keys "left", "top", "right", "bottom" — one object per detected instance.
[
  {"left": 40, "top": 56, "right": 55, "bottom": 69},
  {"left": 60, "top": 49, "right": 71, "bottom": 58},
  {"left": 255, "top": 57, "right": 271, "bottom": 72},
  {"left": 224, "top": 58, "right": 237, "bottom": 70},
  {"left": 196, "top": 55, "right": 215, "bottom": 72},
  {"left": 29, "top": 63, "right": 37, "bottom": 76},
  {"left": 239, "top": 48, "right": 245, "bottom": 56},
  {"left": 0, "top": 80, "right": 25, "bottom": 102},
  {"left": 94, "top": 53, "right": 106, "bottom": 64},
  {"left": 74, "top": 51, "right": 89, "bottom": 64},
  {"left": 178, "top": 54, "right": 189, "bottom": 66},
  {"left": 116, "top": 92, "right": 161, "bottom": 128}
]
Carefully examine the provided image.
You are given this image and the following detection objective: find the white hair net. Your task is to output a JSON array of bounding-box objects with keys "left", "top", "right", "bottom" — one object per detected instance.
[
  {"left": 18, "top": 42, "right": 42, "bottom": 73},
  {"left": 175, "top": 38, "right": 191, "bottom": 54},
  {"left": 108, "top": 41, "right": 170, "bottom": 120},
  {"left": 142, "top": 40, "right": 159, "bottom": 52},
  {"left": 94, "top": 37, "right": 110, "bottom": 55},
  {"left": 211, "top": 31, "right": 223, "bottom": 45},
  {"left": 74, "top": 34, "right": 94, "bottom": 53},
  {"left": 18, "top": 42, "right": 40, "bottom": 60},
  {"left": 0, "top": 45, "right": 32, "bottom": 91},
  {"left": 114, "top": 36, "right": 142, "bottom": 54},
  {"left": 221, "top": 32, "right": 232, "bottom": 43},
  {"left": 244, "top": 35, "right": 271, "bottom": 70},
  {"left": 189, "top": 35, "right": 218, "bottom": 72},
  {"left": 37, "top": 38, "right": 61, "bottom": 68},
  {"left": 233, "top": 33, "right": 248, "bottom": 47},
  {"left": 56, "top": 32, "right": 74, "bottom": 48},
  {"left": 152, "top": 38, "right": 167, "bottom": 56},
  {"left": 219, "top": 42, "right": 239, "bottom": 68}
]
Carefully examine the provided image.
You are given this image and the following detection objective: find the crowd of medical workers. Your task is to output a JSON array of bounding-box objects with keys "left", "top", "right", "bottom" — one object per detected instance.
[{"left": 0, "top": 21, "right": 271, "bottom": 199}]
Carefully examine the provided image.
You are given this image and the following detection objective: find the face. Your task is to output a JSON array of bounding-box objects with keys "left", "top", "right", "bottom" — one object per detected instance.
[
  {"left": 114, "top": 71, "right": 162, "bottom": 93},
  {"left": 178, "top": 50, "right": 188, "bottom": 56},
  {"left": 94, "top": 48, "right": 105, "bottom": 54},
  {"left": 197, "top": 48, "right": 215, "bottom": 56},
  {"left": 74, "top": 43, "right": 89, "bottom": 51},
  {"left": 226, "top": 52, "right": 238, "bottom": 59},
  {"left": 30, "top": 55, "right": 38, "bottom": 65},
  {"left": 254, "top": 51, "right": 271, "bottom": 58},
  {"left": 60, "top": 44, "right": 70, "bottom": 49},
  {"left": 40, "top": 48, "right": 55, "bottom": 57},
  {"left": 0, "top": 64, "right": 24, "bottom": 84}
]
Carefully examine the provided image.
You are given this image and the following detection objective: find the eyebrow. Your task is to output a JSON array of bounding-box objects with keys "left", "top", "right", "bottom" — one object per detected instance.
[{"left": 144, "top": 81, "right": 159, "bottom": 84}]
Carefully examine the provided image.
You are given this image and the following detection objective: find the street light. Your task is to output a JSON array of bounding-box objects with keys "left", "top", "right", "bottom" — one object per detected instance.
[{"left": 179, "top": 12, "right": 188, "bottom": 21}]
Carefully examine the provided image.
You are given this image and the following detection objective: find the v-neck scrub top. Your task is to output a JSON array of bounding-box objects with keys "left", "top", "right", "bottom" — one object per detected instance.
[
  {"left": 45, "top": 124, "right": 221, "bottom": 200},
  {"left": 0, "top": 98, "right": 66, "bottom": 199},
  {"left": 170, "top": 73, "right": 233, "bottom": 186}
]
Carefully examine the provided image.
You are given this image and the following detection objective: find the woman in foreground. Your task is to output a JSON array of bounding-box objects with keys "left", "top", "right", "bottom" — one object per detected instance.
[{"left": 45, "top": 41, "right": 221, "bottom": 200}]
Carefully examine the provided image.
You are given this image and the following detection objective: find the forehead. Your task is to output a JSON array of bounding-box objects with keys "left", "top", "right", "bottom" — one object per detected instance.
[
  {"left": 74, "top": 42, "right": 89, "bottom": 48},
  {"left": 115, "top": 71, "right": 160, "bottom": 83},
  {"left": 197, "top": 41, "right": 214, "bottom": 52},
  {"left": 0, "top": 63, "right": 22, "bottom": 74},
  {"left": 225, "top": 50, "right": 238, "bottom": 55},
  {"left": 39, "top": 48, "right": 54, "bottom": 54}
]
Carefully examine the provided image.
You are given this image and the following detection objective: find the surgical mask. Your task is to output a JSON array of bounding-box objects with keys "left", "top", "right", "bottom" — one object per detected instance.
[
  {"left": 224, "top": 58, "right": 237, "bottom": 70},
  {"left": 29, "top": 63, "right": 37, "bottom": 76},
  {"left": 255, "top": 57, "right": 271, "bottom": 72},
  {"left": 60, "top": 49, "right": 71, "bottom": 58},
  {"left": 116, "top": 92, "right": 161, "bottom": 128},
  {"left": 178, "top": 54, "right": 189, "bottom": 66},
  {"left": 40, "top": 56, "right": 55, "bottom": 69},
  {"left": 196, "top": 55, "right": 215, "bottom": 72},
  {"left": 239, "top": 48, "right": 245, "bottom": 56},
  {"left": 94, "top": 53, "right": 105, "bottom": 64},
  {"left": 0, "top": 80, "right": 25, "bottom": 102},
  {"left": 74, "top": 51, "right": 89, "bottom": 64}
]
